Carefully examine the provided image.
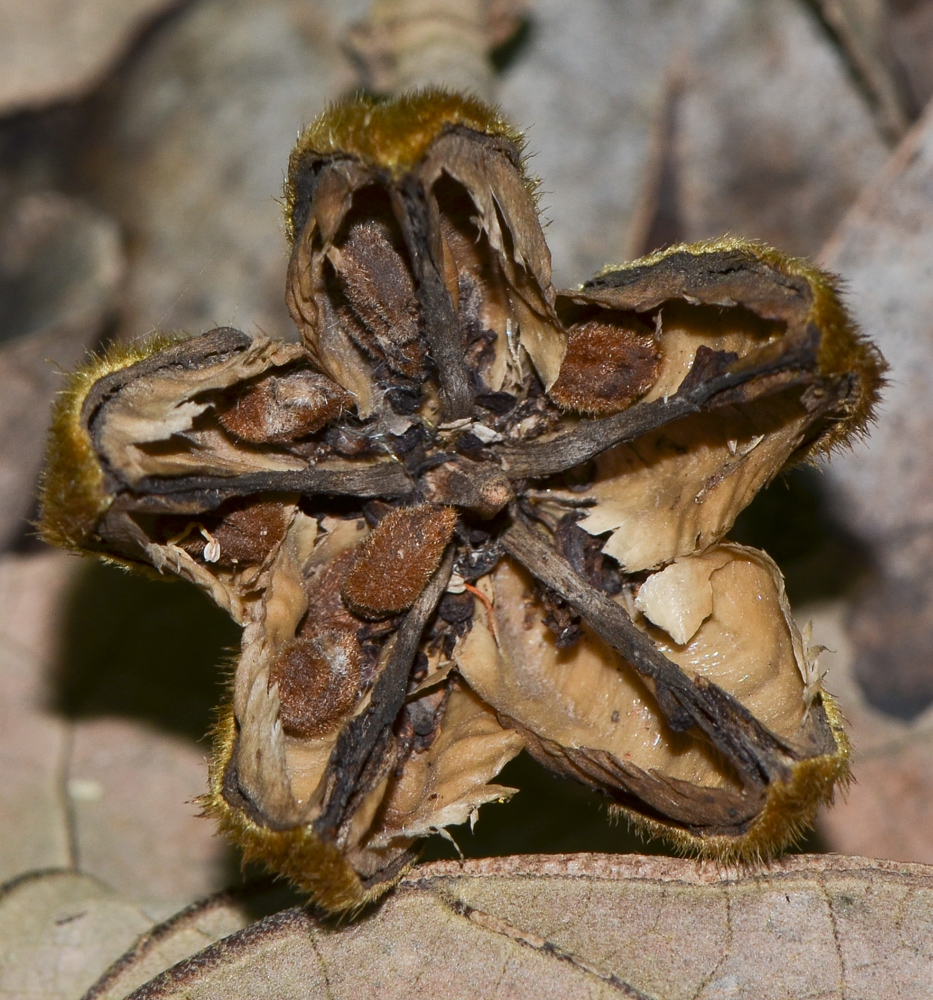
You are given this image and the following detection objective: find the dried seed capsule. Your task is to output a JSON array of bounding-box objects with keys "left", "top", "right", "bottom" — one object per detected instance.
[{"left": 37, "top": 92, "right": 884, "bottom": 913}]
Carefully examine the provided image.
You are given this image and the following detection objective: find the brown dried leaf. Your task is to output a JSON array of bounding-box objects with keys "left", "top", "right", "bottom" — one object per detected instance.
[
  {"left": 497, "top": 0, "right": 889, "bottom": 285},
  {"left": 0, "top": 547, "right": 239, "bottom": 900},
  {"left": 808, "top": 602, "right": 933, "bottom": 866},
  {"left": 81, "top": 881, "right": 290, "bottom": 1000},
  {"left": 69, "top": 718, "right": 237, "bottom": 903},
  {"left": 496, "top": 1, "right": 698, "bottom": 285},
  {"left": 0, "top": 552, "right": 78, "bottom": 881},
  {"left": 812, "top": 0, "right": 913, "bottom": 140},
  {"left": 888, "top": 0, "right": 933, "bottom": 113},
  {"left": 76, "top": 854, "right": 933, "bottom": 1000},
  {"left": 86, "top": 0, "right": 361, "bottom": 344},
  {"left": 806, "top": 95, "right": 933, "bottom": 866},
  {"left": 0, "top": 870, "right": 154, "bottom": 1000}
]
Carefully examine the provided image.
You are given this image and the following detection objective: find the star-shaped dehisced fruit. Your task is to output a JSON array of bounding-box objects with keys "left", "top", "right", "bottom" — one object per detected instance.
[{"left": 39, "top": 91, "right": 885, "bottom": 912}]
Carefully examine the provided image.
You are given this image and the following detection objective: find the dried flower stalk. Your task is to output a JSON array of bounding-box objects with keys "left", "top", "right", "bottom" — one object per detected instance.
[
  {"left": 39, "top": 90, "right": 885, "bottom": 912},
  {"left": 345, "top": 0, "right": 529, "bottom": 100}
]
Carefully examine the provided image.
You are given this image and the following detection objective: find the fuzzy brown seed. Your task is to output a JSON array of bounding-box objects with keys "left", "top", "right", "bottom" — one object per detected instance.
[
  {"left": 549, "top": 316, "right": 661, "bottom": 415},
  {"left": 341, "top": 504, "right": 458, "bottom": 618},
  {"left": 270, "top": 547, "right": 366, "bottom": 737},
  {"left": 217, "top": 369, "right": 351, "bottom": 443},
  {"left": 270, "top": 630, "right": 363, "bottom": 738},
  {"left": 332, "top": 218, "right": 424, "bottom": 377},
  {"left": 208, "top": 501, "right": 289, "bottom": 567}
]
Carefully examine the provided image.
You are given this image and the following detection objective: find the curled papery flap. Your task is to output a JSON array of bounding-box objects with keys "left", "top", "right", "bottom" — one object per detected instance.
[{"left": 530, "top": 239, "right": 886, "bottom": 570}]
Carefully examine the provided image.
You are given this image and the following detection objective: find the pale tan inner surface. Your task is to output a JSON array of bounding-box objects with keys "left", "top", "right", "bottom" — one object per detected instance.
[
  {"left": 576, "top": 312, "right": 808, "bottom": 571},
  {"left": 420, "top": 134, "right": 565, "bottom": 392},
  {"left": 639, "top": 544, "right": 810, "bottom": 744},
  {"left": 512, "top": 295, "right": 566, "bottom": 391},
  {"left": 230, "top": 508, "right": 316, "bottom": 824},
  {"left": 581, "top": 402, "right": 809, "bottom": 571},
  {"left": 342, "top": 650, "right": 522, "bottom": 864},
  {"left": 366, "top": 685, "right": 523, "bottom": 851},
  {"left": 96, "top": 338, "right": 307, "bottom": 483},
  {"left": 642, "top": 307, "right": 784, "bottom": 404},
  {"left": 456, "top": 559, "right": 729, "bottom": 787},
  {"left": 456, "top": 549, "right": 809, "bottom": 792}
]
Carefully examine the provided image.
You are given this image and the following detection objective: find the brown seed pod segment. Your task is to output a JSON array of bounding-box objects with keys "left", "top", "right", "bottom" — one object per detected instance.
[
  {"left": 203, "top": 703, "right": 400, "bottom": 914},
  {"left": 562, "top": 237, "right": 886, "bottom": 453},
  {"left": 493, "top": 520, "right": 850, "bottom": 860},
  {"left": 532, "top": 238, "right": 890, "bottom": 573},
  {"left": 342, "top": 504, "right": 459, "bottom": 618},
  {"left": 549, "top": 314, "right": 661, "bottom": 415},
  {"left": 284, "top": 89, "right": 563, "bottom": 422}
]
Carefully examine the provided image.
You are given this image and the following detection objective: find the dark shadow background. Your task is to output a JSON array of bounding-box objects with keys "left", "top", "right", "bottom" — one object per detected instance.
[{"left": 55, "top": 560, "right": 239, "bottom": 743}]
